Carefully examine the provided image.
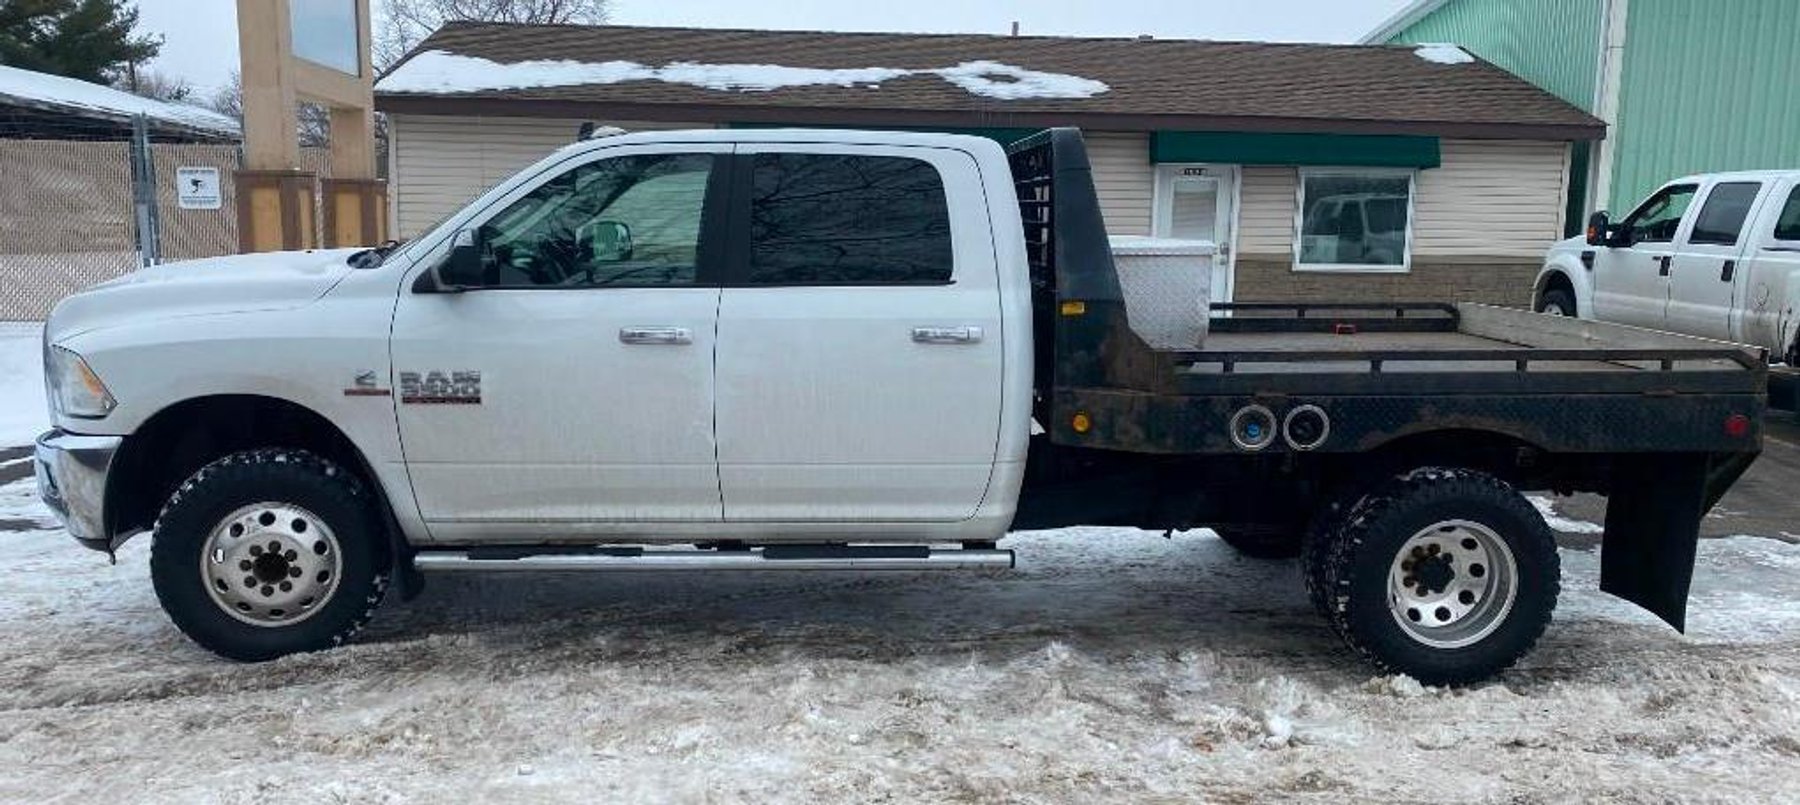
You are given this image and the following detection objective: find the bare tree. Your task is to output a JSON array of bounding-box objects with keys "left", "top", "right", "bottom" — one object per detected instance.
[
  {"left": 115, "top": 66, "right": 193, "bottom": 103},
  {"left": 207, "top": 71, "right": 331, "bottom": 147},
  {"left": 374, "top": 0, "right": 611, "bottom": 69}
]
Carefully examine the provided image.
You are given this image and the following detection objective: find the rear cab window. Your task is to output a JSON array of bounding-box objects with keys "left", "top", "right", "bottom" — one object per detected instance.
[
  {"left": 1687, "top": 182, "right": 1762, "bottom": 246},
  {"left": 1775, "top": 185, "right": 1800, "bottom": 243},
  {"left": 745, "top": 153, "right": 954, "bottom": 285}
]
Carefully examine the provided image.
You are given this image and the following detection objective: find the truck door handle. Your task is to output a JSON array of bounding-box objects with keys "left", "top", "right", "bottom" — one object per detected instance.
[
  {"left": 1721, "top": 260, "right": 1736, "bottom": 282},
  {"left": 618, "top": 326, "right": 692, "bottom": 345},
  {"left": 912, "top": 326, "right": 983, "bottom": 344},
  {"left": 1657, "top": 255, "right": 1672, "bottom": 276}
]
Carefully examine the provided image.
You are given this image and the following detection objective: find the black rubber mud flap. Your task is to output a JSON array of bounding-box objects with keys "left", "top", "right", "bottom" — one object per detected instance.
[{"left": 1600, "top": 455, "right": 1709, "bottom": 631}]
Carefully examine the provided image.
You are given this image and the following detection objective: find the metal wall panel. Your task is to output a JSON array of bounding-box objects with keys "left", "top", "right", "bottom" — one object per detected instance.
[
  {"left": 1608, "top": 0, "right": 1800, "bottom": 209},
  {"left": 1392, "top": 0, "right": 1605, "bottom": 111}
]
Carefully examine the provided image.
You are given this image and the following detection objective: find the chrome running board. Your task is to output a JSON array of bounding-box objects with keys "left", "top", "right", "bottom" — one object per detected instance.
[{"left": 413, "top": 545, "right": 1014, "bottom": 573}]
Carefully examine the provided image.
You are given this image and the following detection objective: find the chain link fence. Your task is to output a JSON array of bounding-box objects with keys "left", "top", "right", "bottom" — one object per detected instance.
[{"left": 1, "top": 117, "right": 334, "bottom": 321}]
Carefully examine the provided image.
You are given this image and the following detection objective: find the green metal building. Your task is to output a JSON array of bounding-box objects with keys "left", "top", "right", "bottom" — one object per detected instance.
[{"left": 1365, "top": 0, "right": 1800, "bottom": 230}]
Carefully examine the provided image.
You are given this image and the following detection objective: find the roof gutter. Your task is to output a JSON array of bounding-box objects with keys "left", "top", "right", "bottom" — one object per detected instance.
[
  {"left": 1357, "top": 0, "right": 1451, "bottom": 44},
  {"left": 374, "top": 94, "right": 1606, "bottom": 141}
]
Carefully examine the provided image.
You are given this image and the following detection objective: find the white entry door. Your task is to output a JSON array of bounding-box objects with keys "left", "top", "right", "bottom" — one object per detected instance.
[{"left": 1153, "top": 164, "right": 1238, "bottom": 304}]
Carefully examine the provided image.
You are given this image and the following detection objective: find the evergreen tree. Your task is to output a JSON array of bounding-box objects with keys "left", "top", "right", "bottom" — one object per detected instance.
[{"left": 0, "top": 0, "right": 161, "bottom": 84}]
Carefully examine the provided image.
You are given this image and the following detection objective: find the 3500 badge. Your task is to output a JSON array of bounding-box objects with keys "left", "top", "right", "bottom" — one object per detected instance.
[{"left": 399, "top": 370, "right": 482, "bottom": 405}]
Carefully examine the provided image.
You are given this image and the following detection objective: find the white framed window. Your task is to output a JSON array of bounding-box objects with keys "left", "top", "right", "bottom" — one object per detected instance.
[{"left": 1293, "top": 168, "right": 1415, "bottom": 272}]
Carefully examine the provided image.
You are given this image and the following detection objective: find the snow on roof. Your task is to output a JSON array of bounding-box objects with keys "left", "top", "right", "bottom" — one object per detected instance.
[
  {"left": 376, "top": 49, "right": 1109, "bottom": 100},
  {"left": 1413, "top": 43, "right": 1474, "bottom": 66},
  {"left": 0, "top": 64, "right": 239, "bottom": 137}
]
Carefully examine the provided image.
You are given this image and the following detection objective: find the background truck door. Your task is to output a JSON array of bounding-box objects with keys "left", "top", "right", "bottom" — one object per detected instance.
[
  {"left": 714, "top": 145, "right": 1004, "bottom": 522},
  {"left": 1592, "top": 183, "right": 1698, "bottom": 329},
  {"left": 1667, "top": 181, "right": 1763, "bottom": 340},
  {"left": 391, "top": 145, "right": 730, "bottom": 539}
]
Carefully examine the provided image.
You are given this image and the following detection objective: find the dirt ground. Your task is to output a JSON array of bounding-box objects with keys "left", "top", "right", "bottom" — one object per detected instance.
[{"left": 4, "top": 419, "right": 1800, "bottom": 803}]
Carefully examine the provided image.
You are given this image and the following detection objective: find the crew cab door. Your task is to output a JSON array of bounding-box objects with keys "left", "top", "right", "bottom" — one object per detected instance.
[
  {"left": 1592, "top": 183, "right": 1697, "bottom": 328},
  {"left": 1666, "top": 180, "right": 1764, "bottom": 340},
  {"left": 391, "top": 144, "right": 731, "bottom": 538},
  {"left": 713, "top": 144, "right": 1004, "bottom": 522}
]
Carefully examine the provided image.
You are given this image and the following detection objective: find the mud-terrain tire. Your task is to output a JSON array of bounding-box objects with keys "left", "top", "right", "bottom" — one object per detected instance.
[
  {"left": 1299, "top": 488, "right": 1364, "bottom": 618},
  {"left": 1537, "top": 288, "right": 1576, "bottom": 317},
  {"left": 1313, "top": 468, "right": 1558, "bottom": 686},
  {"left": 1213, "top": 527, "right": 1302, "bottom": 559},
  {"left": 150, "top": 450, "right": 389, "bottom": 661}
]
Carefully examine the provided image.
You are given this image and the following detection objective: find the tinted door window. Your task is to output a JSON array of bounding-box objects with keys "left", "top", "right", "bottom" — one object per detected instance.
[
  {"left": 1775, "top": 186, "right": 1800, "bottom": 242},
  {"left": 747, "top": 153, "right": 953, "bottom": 285},
  {"left": 476, "top": 153, "right": 714, "bottom": 287},
  {"left": 1621, "top": 184, "right": 1697, "bottom": 244},
  {"left": 1688, "top": 182, "right": 1761, "bottom": 246}
]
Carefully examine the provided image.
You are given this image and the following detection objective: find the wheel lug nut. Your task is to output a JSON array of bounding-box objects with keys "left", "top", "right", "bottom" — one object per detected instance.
[
  {"left": 238, "top": 560, "right": 253, "bottom": 571},
  {"left": 279, "top": 581, "right": 293, "bottom": 592},
  {"left": 288, "top": 566, "right": 303, "bottom": 578},
  {"left": 283, "top": 550, "right": 298, "bottom": 562}
]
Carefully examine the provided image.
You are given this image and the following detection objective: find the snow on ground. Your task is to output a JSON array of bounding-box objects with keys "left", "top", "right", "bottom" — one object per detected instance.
[
  {"left": 0, "top": 64, "right": 239, "bottom": 136},
  {"left": 377, "top": 50, "right": 1111, "bottom": 100},
  {"left": 2, "top": 478, "right": 1798, "bottom": 803},
  {"left": 0, "top": 322, "right": 47, "bottom": 448}
]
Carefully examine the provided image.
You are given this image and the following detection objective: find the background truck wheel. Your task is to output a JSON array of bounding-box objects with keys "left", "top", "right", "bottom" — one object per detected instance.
[
  {"left": 1536, "top": 288, "right": 1576, "bottom": 317},
  {"left": 1213, "top": 527, "right": 1302, "bottom": 559},
  {"left": 1313, "top": 468, "right": 1558, "bottom": 686},
  {"left": 150, "top": 450, "right": 390, "bottom": 661}
]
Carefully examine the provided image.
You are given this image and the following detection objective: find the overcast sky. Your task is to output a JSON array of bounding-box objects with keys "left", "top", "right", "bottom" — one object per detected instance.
[{"left": 135, "top": 0, "right": 1414, "bottom": 99}]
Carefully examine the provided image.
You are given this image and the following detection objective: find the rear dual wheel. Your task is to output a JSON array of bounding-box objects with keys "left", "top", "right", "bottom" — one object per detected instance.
[{"left": 1309, "top": 468, "right": 1559, "bottom": 686}]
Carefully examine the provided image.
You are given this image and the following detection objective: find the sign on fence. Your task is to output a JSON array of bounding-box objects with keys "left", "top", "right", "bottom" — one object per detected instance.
[{"left": 175, "top": 167, "right": 222, "bottom": 210}]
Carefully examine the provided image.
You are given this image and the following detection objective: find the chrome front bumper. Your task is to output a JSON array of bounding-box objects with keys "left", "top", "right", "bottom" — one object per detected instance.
[{"left": 34, "top": 429, "right": 122, "bottom": 549}]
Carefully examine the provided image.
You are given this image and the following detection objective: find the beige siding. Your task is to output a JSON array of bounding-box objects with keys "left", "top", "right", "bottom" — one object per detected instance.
[
  {"left": 1236, "top": 166, "right": 1298, "bottom": 257},
  {"left": 1228, "top": 139, "right": 1570, "bottom": 261},
  {"left": 388, "top": 115, "right": 710, "bottom": 237},
  {"left": 1412, "top": 139, "right": 1570, "bottom": 258},
  {"left": 1086, "top": 131, "right": 1153, "bottom": 236}
]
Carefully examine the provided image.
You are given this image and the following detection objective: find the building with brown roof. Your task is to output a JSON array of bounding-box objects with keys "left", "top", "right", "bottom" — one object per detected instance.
[{"left": 373, "top": 22, "right": 1605, "bottom": 306}]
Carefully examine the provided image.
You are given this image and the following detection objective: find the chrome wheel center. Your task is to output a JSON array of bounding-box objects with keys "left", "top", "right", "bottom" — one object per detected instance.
[
  {"left": 1388, "top": 520, "right": 1518, "bottom": 649},
  {"left": 200, "top": 502, "right": 343, "bottom": 627}
]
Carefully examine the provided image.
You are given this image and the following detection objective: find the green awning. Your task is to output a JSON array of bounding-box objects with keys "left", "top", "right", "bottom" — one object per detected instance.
[{"left": 1151, "top": 131, "right": 1441, "bottom": 168}]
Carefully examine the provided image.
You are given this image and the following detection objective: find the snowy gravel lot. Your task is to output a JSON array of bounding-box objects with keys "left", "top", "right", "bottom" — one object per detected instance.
[
  {"left": 4, "top": 323, "right": 1800, "bottom": 802},
  {"left": 3, "top": 472, "right": 1800, "bottom": 804}
]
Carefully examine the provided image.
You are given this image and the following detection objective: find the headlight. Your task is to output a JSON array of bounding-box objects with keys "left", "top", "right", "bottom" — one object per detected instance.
[{"left": 45, "top": 345, "right": 117, "bottom": 418}]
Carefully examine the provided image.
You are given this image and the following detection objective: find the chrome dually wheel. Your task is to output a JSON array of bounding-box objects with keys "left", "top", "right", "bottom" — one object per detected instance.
[
  {"left": 1387, "top": 519, "right": 1518, "bottom": 649},
  {"left": 201, "top": 502, "right": 345, "bottom": 626}
]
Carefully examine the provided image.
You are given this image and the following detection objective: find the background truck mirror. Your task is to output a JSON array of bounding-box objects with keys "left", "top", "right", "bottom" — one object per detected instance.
[
  {"left": 1586, "top": 211, "right": 1612, "bottom": 247},
  {"left": 439, "top": 228, "right": 486, "bottom": 287}
]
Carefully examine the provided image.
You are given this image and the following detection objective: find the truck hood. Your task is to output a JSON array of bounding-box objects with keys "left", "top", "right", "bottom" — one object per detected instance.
[
  {"left": 45, "top": 249, "right": 361, "bottom": 342},
  {"left": 1546, "top": 234, "right": 1589, "bottom": 255}
]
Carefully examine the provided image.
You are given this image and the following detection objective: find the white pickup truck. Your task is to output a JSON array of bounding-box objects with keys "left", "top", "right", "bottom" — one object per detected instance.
[
  {"left": 1535, "top": 171, "right": 1800, "bottom": 363},
  {"left": 35, "top": 129, "right": 1766, "bottom": 684}
]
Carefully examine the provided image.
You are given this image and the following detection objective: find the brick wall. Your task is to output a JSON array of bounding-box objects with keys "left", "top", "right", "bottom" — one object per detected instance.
[{"left": 1232, "top": 257, "right": 1539, "bottom": 308}]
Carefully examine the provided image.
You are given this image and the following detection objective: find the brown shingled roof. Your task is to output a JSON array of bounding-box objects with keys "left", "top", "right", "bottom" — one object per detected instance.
[{"left": 375, "top": 22, "right": 1604, "bottom": 140}]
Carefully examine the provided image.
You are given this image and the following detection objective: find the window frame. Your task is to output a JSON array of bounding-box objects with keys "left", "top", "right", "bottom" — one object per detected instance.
[
  {"left": 1771, "top": 182, "right": 1800, "bottom": 245},
  {"left": 723, "top": 150, "right": 960, "bottom": 288},
  {"left": 1685, "top": 181, "right": 1763, "bottom": 247},
  {"left": 1291, "top": 167, "right": 1416, "bottom": 274},
  {"left": 1618, "top": 182, "right": 1699, "bottom": 246},
  {"left": 413, "top": 146, "right": 733, "bottom": 292}
]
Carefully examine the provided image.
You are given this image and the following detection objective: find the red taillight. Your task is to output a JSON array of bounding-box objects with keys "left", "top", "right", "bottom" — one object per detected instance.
[{"left": 1724, "top": 414, "right": 1751, "bottom": 438}]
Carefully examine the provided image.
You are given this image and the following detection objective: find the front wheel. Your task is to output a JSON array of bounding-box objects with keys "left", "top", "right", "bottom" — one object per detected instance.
[
  {"left": 1536, "top": 288, "right": 1576, "bottom": 317},
  {"left": 151, "top": 450, "right": 390, "bottom": 661},
  {"left": 1313, "top": 468, "right": 1558, "bottom": 686}
]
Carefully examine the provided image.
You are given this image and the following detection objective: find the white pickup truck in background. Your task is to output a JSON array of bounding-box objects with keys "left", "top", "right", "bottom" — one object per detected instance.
[{"left": 1535, "top": 171, "right": 1800, "bottom": 363}]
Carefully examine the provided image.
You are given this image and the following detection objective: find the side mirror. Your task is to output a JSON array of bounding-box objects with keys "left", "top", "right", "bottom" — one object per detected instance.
[
  {"left": 1586, "top": 211, "right": 1612, "bottom": 247},
  {"left": 414, "top": 229, "right": 483, "bottom": 293},
  {"left": 582, "top": 220, "right": 634, "bottom": 263}
]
